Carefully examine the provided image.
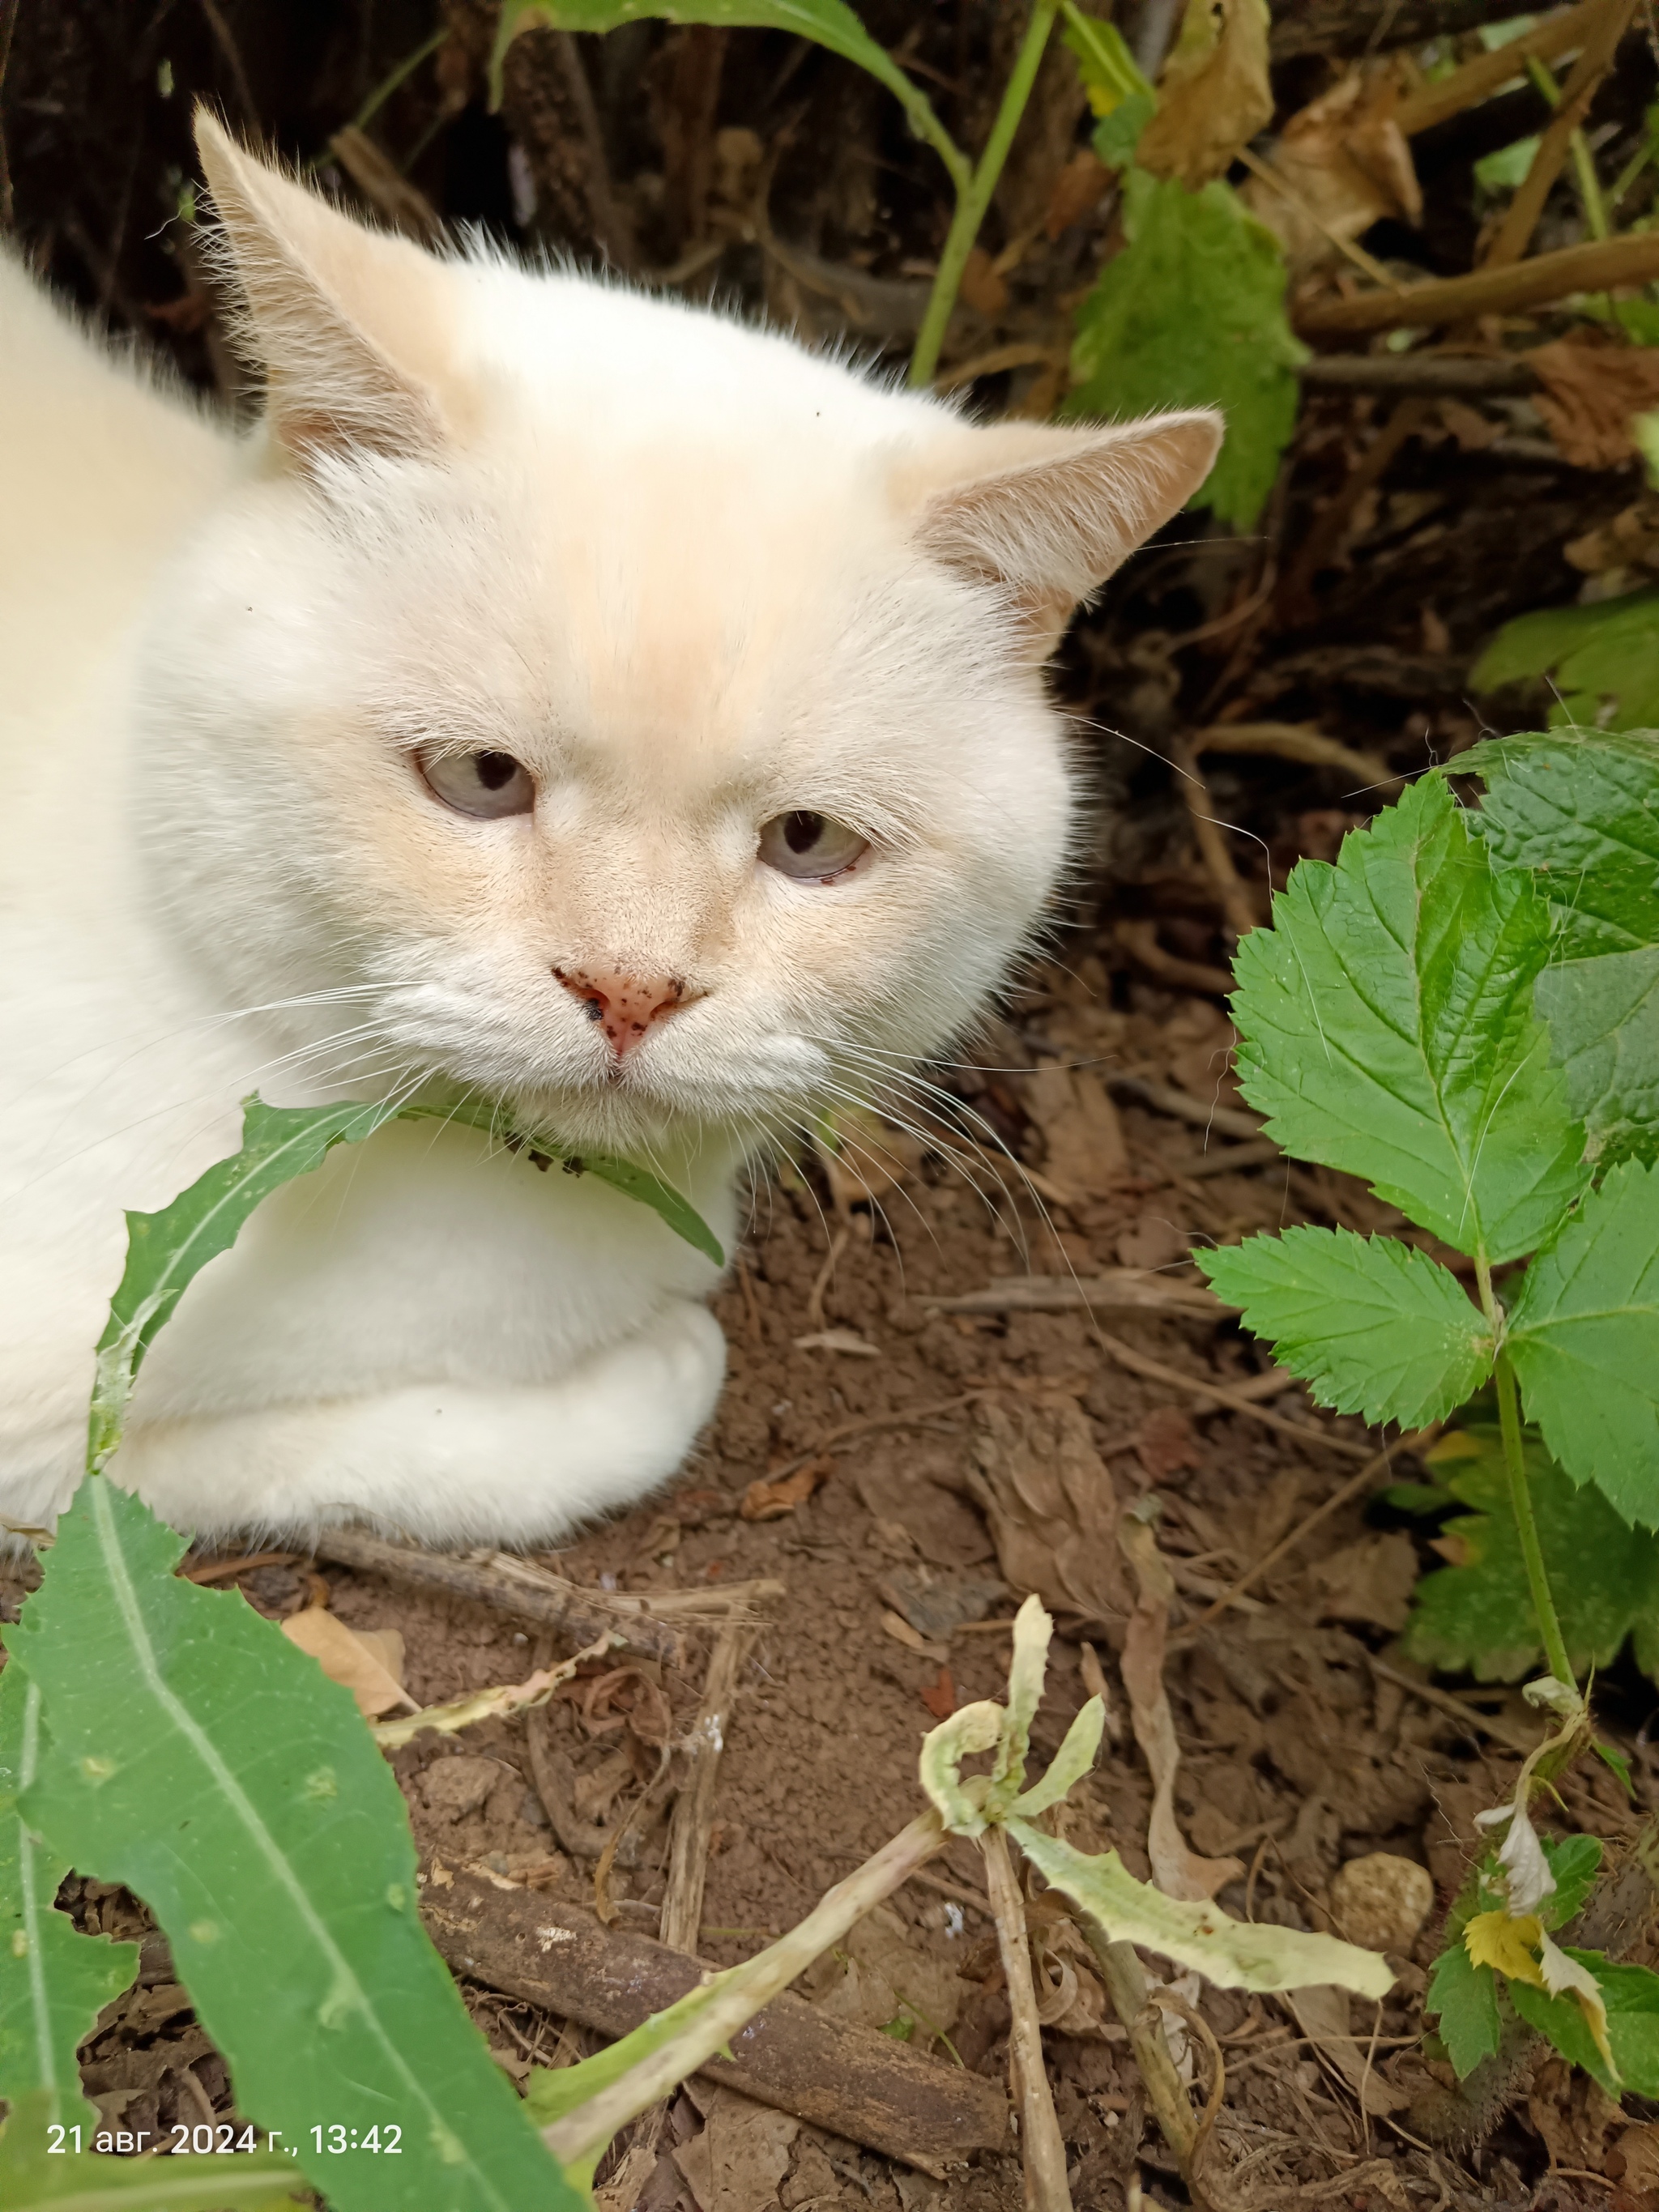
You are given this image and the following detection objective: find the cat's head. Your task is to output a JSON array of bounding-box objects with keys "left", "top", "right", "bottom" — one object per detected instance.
[{"left": 141, "top": 114, "right": 1219, "bottom": 1160}]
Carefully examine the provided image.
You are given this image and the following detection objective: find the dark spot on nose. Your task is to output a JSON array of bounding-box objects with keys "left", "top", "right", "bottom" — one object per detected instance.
[{"left": 583, "top": 999, "right": 603, "bottom": 1021}]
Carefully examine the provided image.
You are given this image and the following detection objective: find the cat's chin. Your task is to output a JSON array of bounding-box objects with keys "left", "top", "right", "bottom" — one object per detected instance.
[{"left": 493, "top": 1079, "right": 773, "bottom": 1164}]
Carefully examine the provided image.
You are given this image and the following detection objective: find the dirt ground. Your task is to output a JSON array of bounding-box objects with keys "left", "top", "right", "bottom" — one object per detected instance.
[{"left": 15, "top": 941, "right": 1658, "bottom": 2212}]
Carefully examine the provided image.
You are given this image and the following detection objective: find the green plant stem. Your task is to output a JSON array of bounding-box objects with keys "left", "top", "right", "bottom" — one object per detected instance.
[
  {"left": 1525, "top": 55, "right": 1610, "bottom": 241},
  {"left": 908, "top": 0, "right": 1060, "bottom": 387},
  {"left": 1494, "top": 1347, "right": 1576, "bottom": 1690}
]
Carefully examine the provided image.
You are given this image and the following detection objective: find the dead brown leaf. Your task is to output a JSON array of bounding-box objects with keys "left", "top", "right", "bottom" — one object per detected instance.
[
  {"left": 740, "top": 1458, "right": 831, "bottom": 1520},
  {"left": 1138, "top": 0, "right": 1273, "bottom": 189},
  {"left": 1289, "top": 1983, "right": 1410, "bottom": 2114},
  {"left": 1119, "top": 1514, "right": 1243, "bottom": 1901},
  {"left": 966, "top": 1393, "right": 1131, "bottom": 1627},
  {"left": 1533, "top": 338, "right": 1659, "bottom": 470},
  {"left": 1242, "top": 66, "right": 1419, "bottom": 273},
  {"left": 1313, "top": 1532, "right": 1418, "bottom": 1633},
  {"left": 1135, "top": 1405, "right": 1201, "bottom": 1483},
  {"left": 1025, "top": 1062, "right": 1128, "bottom": 1194},
  {"left": 579, "top": 1664, "right": 672, "bottom": 1747},
  {"left": 672, "top": 2086, "right": 800, "bottom": 2212},
  {"left": 876, "top": 1564, "right": 1009, "bottom": 1641},
  {"left": 957, "top": 245, "right": 1009, "bottom": 318},
  {"left": 919, "top": 1667, "right": 957, "bottom": 1721},
  {"left": 1045, "top": 147, "right": 1110, "bottom": 237},
  {"left": 279, "top": 1607, "right": 415, "bottom": 1719}
]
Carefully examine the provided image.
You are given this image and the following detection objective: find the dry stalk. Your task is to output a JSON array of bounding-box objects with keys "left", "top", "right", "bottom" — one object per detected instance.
[
  {"left": 661, "top": 1617, "right": 754, "bottom": 1953},
  {"left": 982, "top": 1825, "right": 1073, "bottom": 2212}
]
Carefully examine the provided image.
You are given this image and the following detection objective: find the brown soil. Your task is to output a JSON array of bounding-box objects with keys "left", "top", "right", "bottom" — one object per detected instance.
[{"left": 23, "top": 951, "right": 1659, "bottom": 2212}]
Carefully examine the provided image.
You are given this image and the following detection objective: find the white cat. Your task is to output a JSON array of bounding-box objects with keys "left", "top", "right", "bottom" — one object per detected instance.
[{"left": 0, "top": 113, "right": 1218, "bottom": 1551}]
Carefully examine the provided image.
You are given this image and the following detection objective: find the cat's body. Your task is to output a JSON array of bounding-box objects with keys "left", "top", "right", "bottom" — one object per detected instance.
[{"left": 0, "top": 118, "right": 1218, "bottom": 1549}]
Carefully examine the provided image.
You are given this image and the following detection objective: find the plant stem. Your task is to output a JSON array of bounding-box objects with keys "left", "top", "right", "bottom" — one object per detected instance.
[
  {"left": 1083, "top": 1927, "right": 1201, "bottom": 2179},
  {"left": 543, "top": 1811, "right": 950, "bottom": 2168},
  {"left": 1494, "top": 1348, "right": 1576, "bottom": 1690},
  {"left": 909, "top": 0, "right": 1060, "bottom": 388},
  {"left": 1524, "top": 55, "right": 1611, "bottom": 242},
  {"left": 982, "top": 1824, "right": 1073, "bottom": 2212}
]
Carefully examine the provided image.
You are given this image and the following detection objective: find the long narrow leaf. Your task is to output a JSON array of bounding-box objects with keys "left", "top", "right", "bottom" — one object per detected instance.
[
  {"left": 11, "top": 1479, "right": 583, "bottom": 2212},
  {"left": 0, "top": 1669, "right": 138, "bottom": 2134}
]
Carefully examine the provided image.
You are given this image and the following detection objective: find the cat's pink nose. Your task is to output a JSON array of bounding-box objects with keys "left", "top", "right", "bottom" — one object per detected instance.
[{"left": 553, "top": 966, "right": 688, "bottom": 1057}]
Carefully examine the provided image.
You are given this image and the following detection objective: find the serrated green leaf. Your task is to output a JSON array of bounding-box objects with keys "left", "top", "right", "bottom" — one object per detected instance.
[
  {"left": 1471, "top": 596, "right": 1659, "bottom": 738},
  {"left": 0, "top": 2094, "right": 307, "bottom": 2211},
  {"left": 916, "top": 1703, "right": 1001, "bottom": 1838},
  {"left": 1501, "top": 1947, "right": 1659, "bottom": 2098},
  {"left": 1402, "top": 1425, "right": 1659, "bottom": 1680},
  {"left": 1229, "top": 775, "right": 1587, "bottom": 1264},
  {"left": 1012, "top": 1698, "right": 1105, "bottom": 1820},
  {"left": 1065, "top": 168, "right": 1305, "bottom": 529},
  {"left": 1505, "top": 1159, "right": 1659, "bottom": 1524},
  {"left": 1535, "top": 947, "right": 1659, "bottom": 1167},
  {"left": 1539, "top": 1835, "right": 1603, "bottom": 1932},
  {"left": 1197, "top": 1227, "right": 1493, "bottom": 1428},
  {"left": 1009, "top": 1821, "right": 1392, "bottom": 1997},
  {"left": 1461, "top": 727, "right": 1659, "bottom": 957},
  {"left": 0, "top": 1669, "right": 139, "bottom": 2135},
  {"left": 11, "top": 1479, "right": 582, "bottom": 2212},
  {"left": 88, "top": 1097, "right": 404, "bottom": 1466},
  {"left": 1425, "top": 1939, "right": 1503, "bottom": 2078}
]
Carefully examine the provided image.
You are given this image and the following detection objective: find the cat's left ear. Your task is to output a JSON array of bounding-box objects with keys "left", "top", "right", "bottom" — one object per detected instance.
[
  {"left": 906, "top": 411, "right": 1223, "bottom": 659},
  {"left": 194, "top": 109, "right": 453, "bottom": 467}
]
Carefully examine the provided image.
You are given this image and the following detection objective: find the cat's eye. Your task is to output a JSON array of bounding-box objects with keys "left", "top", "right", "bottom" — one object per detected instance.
[
  {"left": 420, "top": 748, "right": 535, "bottom": 820},
  {"left": 757, "top": 810, "right": 868, "bottom": 882}
]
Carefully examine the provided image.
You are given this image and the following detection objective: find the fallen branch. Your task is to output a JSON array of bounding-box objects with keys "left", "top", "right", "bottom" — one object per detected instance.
[
  {"left": 1106, "top": 1074, "right": 1265, "bottom": 1146},
  {"left": 1191, "top": 720, "right": 1398, "bottom": 795},
  {"left": 1392, "top": 0, "right": 1604, "bottom": 136},
  {"left": 1483, "top": 0, "right": 1636, "bottom": 268},
  {"left": 1170, "top": 737, "right": 1261, "bottom": 943},
  {"left": 418, "top": 1854, "right": 1008, "bottom": 2176},
  {"left": 313, "top": 1527, "right": 688, "bottom": 1664},
  {"left": 1298, "top": 355, "right": 1538, "bottom": 397},
  {"left": 1158, "top": 1138, "right": 1286, "bottom": 1183},
  {"left": 1114, "top": 919, "right": 1235, "bottom": 999},
  {"left": 1295, "top": 229, "right": 1659, "bottom": 337},
  {"left": 982, "top": 1823, "right": 1073, "bottom": 2210},
  {"left": 923, "top": 1268, "right": 1230, "bottom": 1323},
  {"left": 1092, "top": 1331, "right": 1376, "bottom": 1460}
]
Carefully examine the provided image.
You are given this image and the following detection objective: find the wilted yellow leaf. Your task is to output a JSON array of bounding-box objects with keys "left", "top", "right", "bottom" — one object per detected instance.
[
  {"left": 1138, "top": 0, "right": 1273, "bottom": 190},
  {"left": 281, "top": 1607, "right": 414, "bottom": 1719},
  {"left": 1465, "top": 1908, "right": 1548, "bottom": 1985}
]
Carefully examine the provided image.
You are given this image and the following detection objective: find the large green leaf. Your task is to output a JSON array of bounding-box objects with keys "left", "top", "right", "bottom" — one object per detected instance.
[
  {"left": 1066, "top": 168, "right": 1305, "bottom": 529},
  {"left": 1229, "top": 774, "right": 1587, "bottom": 1265},
  {"left": 11, "top": 1479, "right": 583, "bottom": 2212},
  {"left": 0, "top": 2095, "right": 307, "bottom": 2212},
  {"left": 0, "top": 1669, "right": 138, "bottom": 2135},
  {"left": 1535, "top": 946, "right": 1659, "bottom": 1168},
  {"left": 1505, "top": 1159, "right": 1659, "bottom": 1525},
  {"left": 1197, "top": 1226, "right": 1494, "bottom": 1429},
  {"left": 1401, "top": 1426, "right": 1659, "bottom": 1680},
  {"left": 1461, "top": 728, "right": 1659, "bottom": 959},
  {"left": 1508, "top": 1954, "right": 1659, "bottom": 2101},
  {"left": 1470, "top": 595, "right": 1659, "bottom": 738}
]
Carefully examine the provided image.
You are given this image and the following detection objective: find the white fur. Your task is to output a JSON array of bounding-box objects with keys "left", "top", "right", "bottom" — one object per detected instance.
[{"left": 0, "top": 144, "right": 1217, "bottom": 1550}]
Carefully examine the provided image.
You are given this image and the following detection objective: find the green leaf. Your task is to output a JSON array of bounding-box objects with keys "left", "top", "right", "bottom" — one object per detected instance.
[
  {"left": 87, "top": 1097, "right": 405, "bottom": 1467},
  {"left": 407, "top": 1097, "right": 723, "bottom": 1266},
  {"left": 1401, "top": 1424, "right": 1659, "bottom": 1680},
  {"left": 1535, "top": 948, "right": 1659, "bottom": 1167},
  {"left": 1228, "top": 774, "right": 1587, "bottom": 1264},
  {"left": 1505, "top": 1159, "right": 1659, "bottom": 1524},
  {"left": 0, "top": 1669, "right": 139, "bottom": 2134},
  {"left": 1460, "top": 727, "right": 1659, "bottom": 958},
  {"left": 1009, "top": 1821, "right": 1393, "bottom": 1998},
  {"left": 1471, "top": 597, "right": 1659, "bottom": 738},
  {"left": 91, "top": 1093, "right": 723, "bottom": 1465},
  {"left": 1425, "top": 1939, "right": 1503, "bottom": 2078},
  {"left": 0, "top": 2095, "right": 307, "bottom": 2211},
  {"left": 1060, "top": 1, "right": 1153, "bottom": 115},
  {"left": 488, "top": 0, "right": 962, "bottom": 186},
  {"left": 1501, "top": 1948, "right": 1659, "bottom": 2098},
  {"left": 1197, "top": 1227, "right": 1494, "bottom": 1428},
  {"left": 1539, "top": 1835, "right": 1603, "bottom": 1933},
  {"left": 1065, "top": 168, "right": 1305, "bottom": 530},
  {"left": 11, "top": 1478, "right": 583, "bottom": 2212},
  {"left": 1012, "top": 1698, "right": 1105, "bottom": 1820}
]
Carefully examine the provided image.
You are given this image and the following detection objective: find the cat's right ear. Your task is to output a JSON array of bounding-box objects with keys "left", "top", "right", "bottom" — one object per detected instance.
[{"left": 194, "top": 109, "right": 450, "bottom": 467}]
